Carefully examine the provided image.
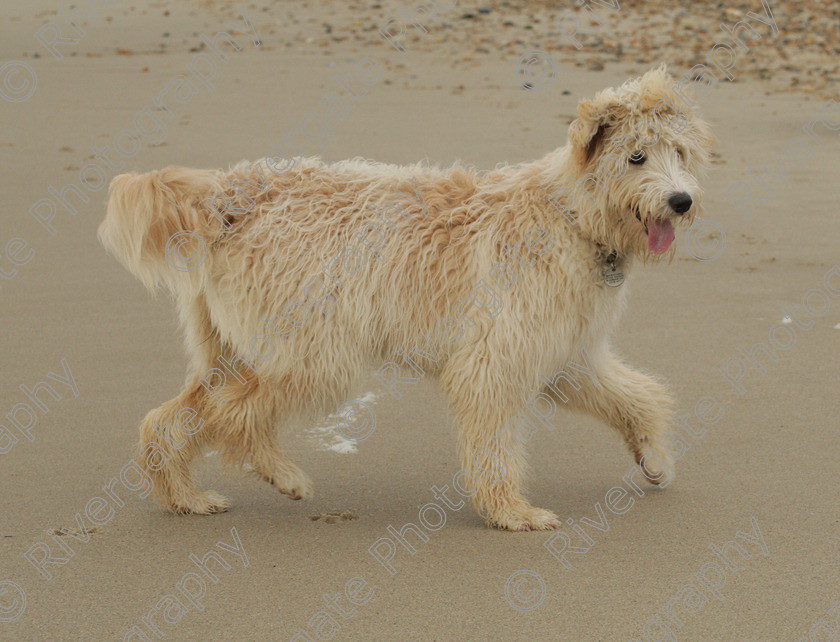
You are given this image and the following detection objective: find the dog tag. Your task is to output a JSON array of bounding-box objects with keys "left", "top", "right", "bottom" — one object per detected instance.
[{"left": 604, "top": 265, "right": 624, "bottom": 287}]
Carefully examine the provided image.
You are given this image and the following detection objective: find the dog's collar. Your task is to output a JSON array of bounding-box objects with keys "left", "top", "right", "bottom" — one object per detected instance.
[
  {"left": 595, "top": 245, "right": 621, "bottom": 266},
  {"left": 600, "top": 249, "right": 625, "bottom": 287}
]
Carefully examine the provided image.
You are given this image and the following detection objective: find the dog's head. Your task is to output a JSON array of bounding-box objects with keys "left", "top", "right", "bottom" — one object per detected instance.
[{"left": 566, "top": 65, "right": 715, "bottom": 258}]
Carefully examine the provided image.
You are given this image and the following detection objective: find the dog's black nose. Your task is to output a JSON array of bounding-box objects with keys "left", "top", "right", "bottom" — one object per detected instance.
[{"left": 668, "top": 192, "right": 693, "bottom": 214}]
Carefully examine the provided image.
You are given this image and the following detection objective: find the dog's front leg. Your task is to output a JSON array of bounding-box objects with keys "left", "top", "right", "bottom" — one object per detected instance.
[
  {"left": 441, "top": 358, "right": 560, "bottom": 531},
  {"left": 555, "top": 351, "right": 676, "bottom": 485},
  {"left": 137, "top": 386, "right": 229, "bottom": 515},
  {"left": 463, "top": 428, "right": 561, "bottom": 531}
]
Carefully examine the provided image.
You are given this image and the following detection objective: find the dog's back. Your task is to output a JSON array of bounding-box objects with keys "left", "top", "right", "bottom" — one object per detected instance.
[{"left": 98, "top": 158, "right": 522, "bottom": 401}]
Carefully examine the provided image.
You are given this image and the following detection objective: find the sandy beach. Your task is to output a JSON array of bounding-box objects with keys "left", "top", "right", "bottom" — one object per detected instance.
[{"left": 1, "top": 1, "right": 839, "bottom": 640}]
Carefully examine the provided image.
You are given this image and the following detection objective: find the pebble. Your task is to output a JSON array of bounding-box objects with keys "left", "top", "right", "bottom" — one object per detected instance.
[{"left": 41, "top": 0, "right": 834, "bottom": 99}]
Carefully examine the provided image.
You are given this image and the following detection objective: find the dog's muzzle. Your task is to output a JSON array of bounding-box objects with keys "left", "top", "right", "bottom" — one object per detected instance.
[{"left": 633, "top": 192, "right": 694, "bottom": 255}]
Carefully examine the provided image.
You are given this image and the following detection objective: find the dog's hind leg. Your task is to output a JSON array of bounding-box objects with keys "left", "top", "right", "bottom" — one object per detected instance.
[
  {"left": 553, "top": 350, "right": 676, "bottom": 486},
  {"left": 139, "top": 373, "right": 313, "bottom": 514},
  {"left": 440, "top": 352, "right": 561, "bottom": 532}
]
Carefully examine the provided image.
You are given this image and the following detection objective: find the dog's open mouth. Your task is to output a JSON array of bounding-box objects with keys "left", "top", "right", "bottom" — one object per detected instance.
[
  {"left": 634, "top": 208, "right": 675, "bottom": 255},
  {"left": 647, "top": 218, "right": 675, "bottom": 254}
]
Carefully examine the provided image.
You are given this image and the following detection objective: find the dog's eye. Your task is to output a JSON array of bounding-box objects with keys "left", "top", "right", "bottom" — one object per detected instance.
[
  {"left": 676, "top": 148, "right": 685, "bottom": 162},
  {"left": 629, "top": 152, "right": 646, "bottom": 165}
]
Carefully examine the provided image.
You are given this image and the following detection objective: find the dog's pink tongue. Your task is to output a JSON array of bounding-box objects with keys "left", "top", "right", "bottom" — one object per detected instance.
[{"left": 647, "top": 219, "right": 675, "bottom": 254}]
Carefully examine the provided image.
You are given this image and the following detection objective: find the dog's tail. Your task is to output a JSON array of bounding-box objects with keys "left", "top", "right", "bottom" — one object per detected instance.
[{"left": 98, "top": 167, "right": 224, "bottom": 292}]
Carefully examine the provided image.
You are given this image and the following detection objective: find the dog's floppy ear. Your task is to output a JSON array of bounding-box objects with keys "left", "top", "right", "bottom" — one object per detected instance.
[
  {"left": 568, "top": 98, "right": 612, "bottom": 167},
  {"left": 98, "top": 167, "right": 222, "bottom": 292}
]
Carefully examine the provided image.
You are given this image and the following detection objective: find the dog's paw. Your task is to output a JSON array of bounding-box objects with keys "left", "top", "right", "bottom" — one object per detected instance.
[
  {"left": 634, "top": 447, "right": 675, "bottom": 486},
  {"left": 488, "top": 506, "right": 561, "bottom": 532},
  {"left": 273, "top": 471, "right": 314, "bottom": 501},
  {"left": 170, "top": 491, "right": 231, "bottom": 515}
]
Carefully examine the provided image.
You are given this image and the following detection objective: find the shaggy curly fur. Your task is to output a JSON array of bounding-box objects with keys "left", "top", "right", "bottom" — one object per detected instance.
[{"left": 98, "top": 66, "right": 714, "bottom": 530}]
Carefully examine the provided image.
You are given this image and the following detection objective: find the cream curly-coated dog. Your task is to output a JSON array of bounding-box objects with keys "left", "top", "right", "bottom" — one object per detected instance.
[{"left": 99, "top": 66, "right": 713, "bottom": 531}]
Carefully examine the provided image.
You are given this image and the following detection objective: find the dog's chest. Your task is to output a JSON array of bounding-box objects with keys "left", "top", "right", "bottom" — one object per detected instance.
[
  {"left": 587, "top": 272, "right": 629, "bottom": 330},
  {"left": 548, "top": 252, "right": 632, "bottom": 346}
]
